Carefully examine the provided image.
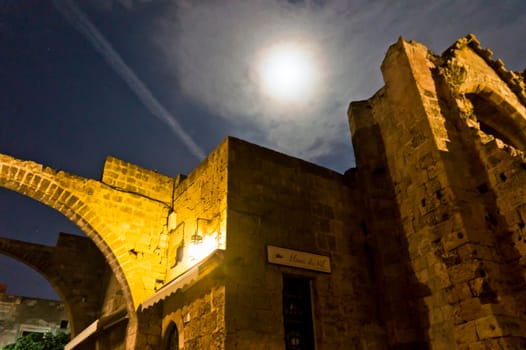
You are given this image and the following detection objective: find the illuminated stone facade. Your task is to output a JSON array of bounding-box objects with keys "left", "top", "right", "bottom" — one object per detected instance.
[{"left": 0, "top": 35, "right": 525, "bottom": 349}]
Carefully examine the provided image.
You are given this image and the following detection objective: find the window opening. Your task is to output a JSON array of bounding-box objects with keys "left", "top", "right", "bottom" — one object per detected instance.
[{"left": 466, "top": 93, "right": 521, "bottom": 149}]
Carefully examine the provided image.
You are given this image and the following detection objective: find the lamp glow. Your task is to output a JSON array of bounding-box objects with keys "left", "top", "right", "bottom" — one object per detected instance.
[{"left": 188, "top": 234, "right": 218, "bottom": 263}]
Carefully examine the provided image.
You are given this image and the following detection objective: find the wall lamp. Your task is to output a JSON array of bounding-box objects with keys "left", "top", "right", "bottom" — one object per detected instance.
[{"left": 191, "top": 217, "right": 211, "bottom": 244}]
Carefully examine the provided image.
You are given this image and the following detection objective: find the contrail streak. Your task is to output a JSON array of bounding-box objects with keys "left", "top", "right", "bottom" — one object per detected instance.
[{"left": 53, "top": 0, "right": 206, "bottom": 160}]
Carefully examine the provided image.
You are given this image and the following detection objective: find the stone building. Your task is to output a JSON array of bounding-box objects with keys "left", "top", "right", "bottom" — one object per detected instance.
[
  {"left": 0, "top": 285, "right": 69, "bottom": 347},
  {"left": 0, "top": 34, "right": 525, "bottom": 349}
]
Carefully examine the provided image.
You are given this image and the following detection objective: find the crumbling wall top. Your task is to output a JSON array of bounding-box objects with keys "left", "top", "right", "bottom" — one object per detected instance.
[{"left": 442, "top": 34, "right": 526, "bottom": 106}]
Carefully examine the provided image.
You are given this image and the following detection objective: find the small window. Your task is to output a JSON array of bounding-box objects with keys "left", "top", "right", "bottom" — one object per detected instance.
[
  {"left": 283, "top": 275, "right": 314, "bottom": 350},
  {"left": 166, "top": 322, "right": 179, "bottom": 350},
  {"left": 60, "top": 320, "right": 69, "bottom": 329}
]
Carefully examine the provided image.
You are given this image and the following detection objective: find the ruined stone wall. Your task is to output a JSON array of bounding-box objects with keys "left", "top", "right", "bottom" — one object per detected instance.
[
  {"left": 224, "top": 138, "right": 382, "bottom": 349},
  {"left": 350, "top": 97, "right": 423, "bottom": 348},
  {"left": 351, "top": 39, "right": 457, "bottom": 347},
  {"left": 349, "top": 35, "right": 526, "bottom": 349},
  {"left": 434, "top": 37, "right": 526, "bottom": 349}
]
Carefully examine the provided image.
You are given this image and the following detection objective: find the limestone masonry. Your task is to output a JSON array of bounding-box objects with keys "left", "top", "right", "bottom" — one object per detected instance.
[{"left": 1, "top": 34, "right": 525, "bottom": 349}]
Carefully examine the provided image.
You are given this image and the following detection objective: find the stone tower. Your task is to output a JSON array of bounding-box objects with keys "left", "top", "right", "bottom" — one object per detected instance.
[{"left": 349, "top": 34, "right": 526, "bottom": 348}]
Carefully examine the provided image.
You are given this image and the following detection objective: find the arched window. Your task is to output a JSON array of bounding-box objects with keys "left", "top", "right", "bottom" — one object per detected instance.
[
  {"left": 166, "top": 322, "right": 179, "bottom": 350},
  {"left": 466, "top": 92, "right": 526, "bottom": 150}
]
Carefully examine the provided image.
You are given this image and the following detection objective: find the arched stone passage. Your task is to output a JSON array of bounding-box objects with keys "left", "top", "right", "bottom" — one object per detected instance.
[
  {"left": 0, "top": 153, "right": 174, "bottom": 347},
  {"left": 465, "top": 88, "right": 526, "bottom": 150},
  {"left": 0, "top": 234, "right": 113, "bottom": 336}
]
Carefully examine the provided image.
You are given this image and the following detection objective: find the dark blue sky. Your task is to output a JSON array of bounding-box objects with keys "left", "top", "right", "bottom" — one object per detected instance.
[{"left": 0, "top": 0, "right": 525, "bottom": 300}]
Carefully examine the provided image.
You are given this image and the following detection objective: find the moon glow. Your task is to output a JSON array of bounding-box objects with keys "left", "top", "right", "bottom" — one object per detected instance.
[{"left": 259, "top": 43, "right": 317, "bottom": 103}]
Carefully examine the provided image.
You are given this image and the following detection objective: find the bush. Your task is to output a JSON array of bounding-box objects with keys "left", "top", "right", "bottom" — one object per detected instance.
[{"left": 2, "top": 331, "right": 70, "bottom": 350}]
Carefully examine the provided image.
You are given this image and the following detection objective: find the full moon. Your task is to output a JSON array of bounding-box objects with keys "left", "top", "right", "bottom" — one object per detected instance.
[{"left": 259, "top": 43, "right": 317, "bottom": 102}]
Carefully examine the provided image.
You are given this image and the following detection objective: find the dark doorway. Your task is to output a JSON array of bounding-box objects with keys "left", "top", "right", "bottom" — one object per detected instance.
[
  {"left": 282, "top": 275, "right": 315, "bottom": 350},
  {"left": 166, "top": 323, "right": 179, "bottom": 350}
]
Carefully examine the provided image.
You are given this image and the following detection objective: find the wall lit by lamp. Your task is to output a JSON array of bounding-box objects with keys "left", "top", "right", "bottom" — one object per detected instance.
[
  {"left": 188, "top": 217, "right": 219, "bottom": 263},
  {"left": 190, "top": 219, "right": 204, "bottom": 244}
]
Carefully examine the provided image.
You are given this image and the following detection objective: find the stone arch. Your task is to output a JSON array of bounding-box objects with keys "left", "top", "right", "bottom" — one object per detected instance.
[
  {"left": 0, "top": 154, "right": 140, "bottom": 346},
  {"left": 0, "top": 249, "right": 74, "bottom": 329},
  {"left": 164, "top": 321, "right": 180, "bottom": 350},
  {"left": 0, "top": 160, "right": 134, "bottom": 310},
  {"left": 463, "top": 86, "right": 526, "bottom": 151},
  {"left": 0, "top": 234, "right": 118, "bottom": 336}
]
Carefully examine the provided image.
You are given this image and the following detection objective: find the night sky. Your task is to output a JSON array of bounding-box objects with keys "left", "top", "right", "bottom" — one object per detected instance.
[{"left": 1, "top": 0, "right": 525, "bottom": 300}]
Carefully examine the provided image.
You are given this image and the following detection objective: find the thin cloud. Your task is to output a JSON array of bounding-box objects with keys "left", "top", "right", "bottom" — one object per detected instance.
[
  {"left": 155, "top": 0, "right": 525, "bottom": 164},
  {"left": 156, "top": 0, "right": 362, "bottom": 160},
  {"left": 53, "top": 0, "right": 206, "bottom": 160}
]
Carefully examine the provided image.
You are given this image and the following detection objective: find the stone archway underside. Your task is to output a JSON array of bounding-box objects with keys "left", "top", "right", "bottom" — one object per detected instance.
[{"left": 0, "top": 153, "right": 173, "bottom": 315}]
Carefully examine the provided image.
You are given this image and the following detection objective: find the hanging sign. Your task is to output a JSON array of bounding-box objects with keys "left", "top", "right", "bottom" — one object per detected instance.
[{"left": 267, "top": 245, "right": 331, "bottom": 273}]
